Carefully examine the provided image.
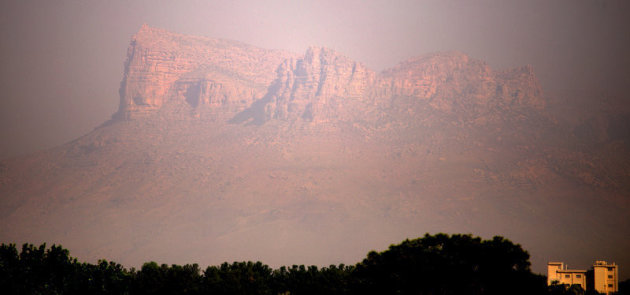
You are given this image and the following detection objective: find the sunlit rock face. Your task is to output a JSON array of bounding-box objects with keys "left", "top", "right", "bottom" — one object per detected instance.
[
  {"left": 118, "top": 28, "right": 544, "bottom": 123},
  {"left": 1, "top": 25, "right": 628, "bottom": 274},
  {"left": 262, "top": 47, "right": 376, "bottom": 122},
  {"left": 117, "top": 24, "right": 292, "bottom": 117},
  {"left": 375, "top": 52, "right": 544, "bottom": 114}
]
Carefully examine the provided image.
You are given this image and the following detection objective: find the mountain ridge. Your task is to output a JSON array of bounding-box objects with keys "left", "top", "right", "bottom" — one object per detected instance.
[
  {"left": 115, "top": 25, "right": 544, "bottom": 125},
  {"left": 1, "top": 25, "right": 628, "bottom": 275}
]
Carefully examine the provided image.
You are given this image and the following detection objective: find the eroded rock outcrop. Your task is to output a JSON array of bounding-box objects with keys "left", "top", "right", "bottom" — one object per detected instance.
[
  {"left": 116, "top": 24, "right": 292, "bottom": 118},
  {"left": 375, "top": 52, "right": 544, "bottom": 113},
  {"left": 116, "top": 25, "right": 544, "bottom": 124},
  {"left": 262, "top": 47, "right": 376, "bottom": 122}
]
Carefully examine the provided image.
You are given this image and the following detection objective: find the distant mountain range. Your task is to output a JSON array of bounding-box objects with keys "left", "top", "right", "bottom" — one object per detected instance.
[{"left": 1, "top": 25, "right": 628, "bottom": 274}]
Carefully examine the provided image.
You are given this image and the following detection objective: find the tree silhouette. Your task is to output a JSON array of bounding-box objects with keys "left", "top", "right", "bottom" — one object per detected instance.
[
  {"left": 352, "top": 233, "right": 547, "bottom": 295},
  {"left": 1, "top": 234, "right": 551, "bottom": 295}
]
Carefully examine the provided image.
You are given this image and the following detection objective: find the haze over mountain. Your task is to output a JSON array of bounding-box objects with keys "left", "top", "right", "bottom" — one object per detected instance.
[
  {"left": 2, "top": 1, "right": 630, "bottom": 160},
  {"left": 1, "top": 25, "right": 629, "bottom": 277}
]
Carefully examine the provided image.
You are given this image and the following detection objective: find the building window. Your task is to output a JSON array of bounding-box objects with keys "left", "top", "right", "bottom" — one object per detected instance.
[
  {"left": 576, "top": 274, "right": 582, "bottom": 278},
  {"left": 608, "top": 275, "right": 613, "bottom": 279},
  {"left": 565, "top": 275, "right": 570, "bottom": 278},
  {"left": 608, "top": 267, "right": 614, "bottom": 271},
  {"left": 608, "top": 284, "right": 613, "bottom": 288}
]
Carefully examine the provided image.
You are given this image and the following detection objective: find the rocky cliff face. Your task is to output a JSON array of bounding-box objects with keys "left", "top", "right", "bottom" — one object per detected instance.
[
  {"left": 260, "top": 47, "right": 376, "bottom": 122},
  {"left": 375, "top": 52, "right": 544, "bottom": 114},
  {"left": 116, "top": 24, "right": 292, "bottom": 117},
  {"left": 116, "top": 26, "right": 543, "bottom": 123}
]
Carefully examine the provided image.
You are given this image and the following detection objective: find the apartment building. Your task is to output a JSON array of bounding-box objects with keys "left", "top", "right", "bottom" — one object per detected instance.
[
  {"left": 548, "top": 262, "right": 587, "bottom": 290},
  {"left": 548, "top": 260, "right": 618, "bottom": 294},
  {"left": 589, "top": 261, "right": 619, "bottom": 294}
]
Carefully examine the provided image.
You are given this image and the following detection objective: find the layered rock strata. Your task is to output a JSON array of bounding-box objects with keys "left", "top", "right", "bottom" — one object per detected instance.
[
  {"left": 376, "top": 52, "right": 544, "bottom": 113},
  {"left": 116, "top": 25, "right": 544, "bottom": 123},
  {"left": 262, "top": 47, "right": 376, "bottom": 122},
  {"left": 116, "top": 24, "right": 292, "bottom": 117}
]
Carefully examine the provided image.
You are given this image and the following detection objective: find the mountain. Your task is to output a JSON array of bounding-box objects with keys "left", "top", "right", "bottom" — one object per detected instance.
[{"left": 1, "top": 25, "right": 628, "bottom": 274}]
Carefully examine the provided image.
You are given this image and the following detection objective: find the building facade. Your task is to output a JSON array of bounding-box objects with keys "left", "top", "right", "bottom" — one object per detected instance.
[
  {"left": 548, "top": 260, "right": 618, "bottom": 294},
  {"left": 588, "top": 261, "right": 619, "bottom": 295},
  {"left": 548, "top": 262, "right": 587, "bottom": 290}
]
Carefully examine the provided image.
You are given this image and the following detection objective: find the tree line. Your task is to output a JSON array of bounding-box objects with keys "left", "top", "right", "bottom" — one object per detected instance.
[{"left": 1, "top": 233, "right": 627, "bottom": 294}]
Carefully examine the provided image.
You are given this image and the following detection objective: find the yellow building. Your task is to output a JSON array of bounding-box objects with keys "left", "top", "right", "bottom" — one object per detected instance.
[
  {"left": 589, "top": 261, "right": 619, "bottom": 295},
  {"left": 547, "top": 260, "right": 619, "bottom": 295},
  {"left": 547, "top": 262, "right": 587, "bottom": 290}
]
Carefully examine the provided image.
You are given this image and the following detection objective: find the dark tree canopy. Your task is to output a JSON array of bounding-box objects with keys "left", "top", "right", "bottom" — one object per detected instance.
[
  {"left": 0, "top": 234, "right": 556, "bottom": 295},
  {"left": 353, "top": 233, "right": 547, "bottom": 295}
]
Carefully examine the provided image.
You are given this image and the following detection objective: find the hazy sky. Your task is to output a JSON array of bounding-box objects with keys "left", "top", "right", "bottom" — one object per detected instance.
[{"left": 1, "top": 0, "right": 629, "bottom": 158}]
